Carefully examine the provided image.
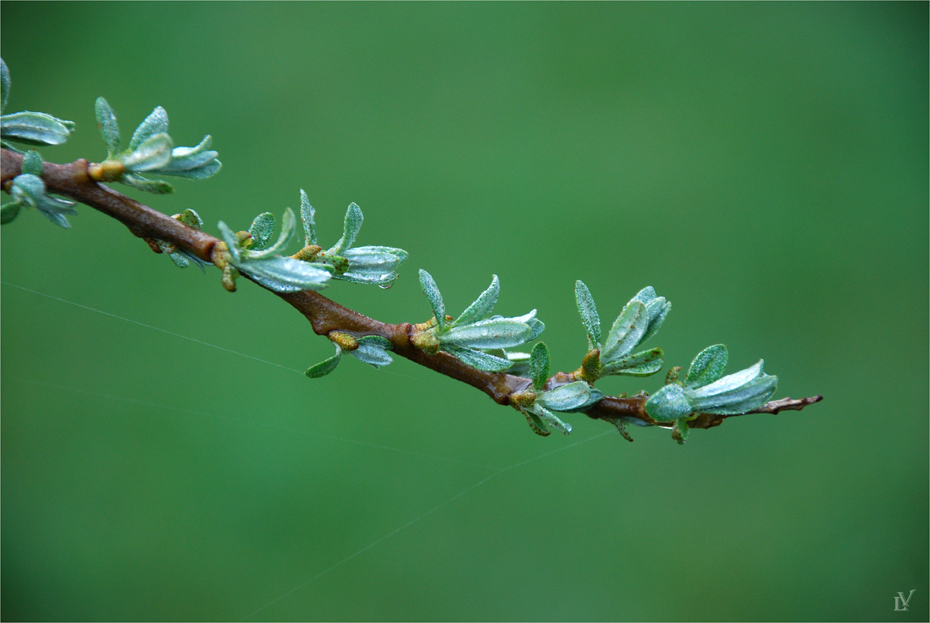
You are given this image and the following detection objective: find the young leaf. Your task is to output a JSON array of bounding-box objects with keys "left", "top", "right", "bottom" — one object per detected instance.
[
  {"left": 536, "top": 381, "right": 594, "bottom": 412},
  {"left": 685, "top": 344, "right": 729, "bottom": 388},
  {"left": 523, "top": 410, "right": 551, "bottom": 437},
  {"left": 575, "top": 280, "right": 601, "bottom": 348},
  {"left": 305, "top": 344, "right": 342, "bottom": 378},
  {"left": 248, "top": 212, "right": 276, "bottom": 250},
  {"left": 600, "top": 300, "right": 648, "bottom": 364},
  {"left": 441, "top": 344, "right": 514, "bottom": 372},
  {"left": 120, "top": 132, "right": 173, "bottom": 171},
  {"left": 2, "top": 111, "right": 75, "bottom": 146},
  {"left": 157, "top": 136, "right": 221, "bottom": 179},
  {"left": 128, "top": 106, "right": 168, "bottom": 151},
  {"left": 243, "top": 208, "right": 296, "bottom": 259},
  {"left": 235, "top": 256, "right": 331, "bottom": 292},
  {"left": 439, "top": 316, "right": 534, "bottom": 350},
  {"left": 419, "top": 269, "right": 445, "bottom": 329},
  {"left": 340, "top": 246, "right": 408, "bottom": 285},
  {"left": 644, "top": 384, "right": 692, "bottom": 422},
  {"left": 94, "top": 97, "right": 120, "bottom": 155},
  {"left": 299, "top": 189, "right": 317, "bottom": 245},
  {"left": 532, "top": 405, "right": 572, "bottom": 435},
  {"left": 327, "top": 202, "right": 363, "bottom": 256},
  {"left": 454, "top": 275, "right": 500, "bottom": 327},
  {"left": 601, "top": 347, "right": 664, "bottom": 377},
  {"left": 348, "top": 335, "right": 394, "bottom": 368},
  {"left": 120, "top": 172, "right": 173, "bottom": 194},
  {"left": 530, "top": 342, "right": 550, "bottom": 391}
]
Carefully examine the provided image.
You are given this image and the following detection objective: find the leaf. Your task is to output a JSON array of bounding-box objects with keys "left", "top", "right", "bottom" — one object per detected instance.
[
  {"left": 642, "top": 298, "right": 671, "bottom": 344},
  {"left": 672, "top": 418, "right": 690, "bottom": 445},
  {"left": 236, "top": 255, "right": 332, "bottom": 292},
  {"left": 530, "top": 342, "right": 550, "bottom": 391},
  {"left": 94, "top": 97, "right": 120, "bottom": 154},
  {"left": 419, "top": 269, "right": 445, "bottom": 329},
  {"left": 120, "top": 172, "right": 173, "bottom": 194},
  {"left": 601, "top": 347, "right": 664, "bottom": 377},
  {"left": 441, "top": 344, "right": 514, "bottom": 372},
  {"left": 1, "top": 58, "right": 10, "bottom": 113},
  {"left": 299, "top": 189, "right": 316, "bottom": 245},
  {"left": 688, "top": 359, "right": 764, "bottom": 399},
  {"left": 685, "top": 344, "right": 729, "bottom": 388},
  {"left": 453, "top": 275, "right": 500, "bottom": 327},
  {"left": 1, "top": 111, "right": 74, "bottom": 146},
  {"left": 20, "top": 150, "right": 42, "bottom": 176},
  {"left": 248, "top": 212, "right": 276, "bottom": 250},
  {"left": 305, "top": 344, "right": 342, "bottom": 378},
  {"left": 348, "top": 335, "right": 394, "bottom": 368},
  {"left": 536, "top": 381, "right": 594, "bottom": 412},
  {"left": 600, "top": 299, "right": 648, "bottom": 364},
  {"left": 175, "top": 208, "right": 203, "bottom": 229},
  {"left": 128, "top": 106, "right": 168, "bottom": 151},
  {"left": 327, "top": 202, "right": 363, "bottom": 256},
  {"left": 156, "top": 135, "right": 221, "bottom": 178},
  {"left": 532, "top": 405, "right": 572, "bottom": 435},
  {"left": 120, "top": 132, "right": 173, "bottom": 171},
  {"left": 523, "top": 410, "right": 551, "bottom": 437},
  {"left": 243, "top": 208, "right": 296, "bottom": 259},
  {"left": 340, "top": 246, "right": 408, "bottom": 285},
  {"left": 526, "top": 317, "right": 545, "bottom": 341},
  {"left": 644, "top": 384, "right": 692, "bottom": 422},
  {"left": 439, "top": 316, "right": 533, "bottom": 350},
  {"left": 686, "top": 362, "right": 777, "bottom": 415},
  {"left": 575, "top": 280, "right": 601, "bottom": 348}
]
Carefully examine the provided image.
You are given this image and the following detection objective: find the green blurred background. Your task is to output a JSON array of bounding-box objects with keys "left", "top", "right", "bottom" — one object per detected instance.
[{"left": 2, "top": 2, "right": 927, "bottom": 621}]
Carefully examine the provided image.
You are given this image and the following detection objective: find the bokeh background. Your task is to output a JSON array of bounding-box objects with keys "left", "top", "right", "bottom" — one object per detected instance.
[{"left": 2, "top": 2, "right": 927, "bottom": 621}]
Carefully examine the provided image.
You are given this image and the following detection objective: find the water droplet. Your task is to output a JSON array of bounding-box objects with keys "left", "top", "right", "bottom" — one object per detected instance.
[{"left": 378, "top": 282, "right": 394, "bottom": 290}]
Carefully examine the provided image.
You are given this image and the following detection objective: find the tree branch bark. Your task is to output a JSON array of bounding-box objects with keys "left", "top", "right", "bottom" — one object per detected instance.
[{"left": 1, "top": 148, "right": 822, "bottom": 435}]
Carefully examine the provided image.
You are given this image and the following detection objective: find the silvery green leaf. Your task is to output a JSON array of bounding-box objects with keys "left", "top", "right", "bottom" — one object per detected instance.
[
  {"left": 175, "top": 208, "right": 203, "bottom": 229},
  {"left": 575, "top": 280, "right": 601, "bottom": 349},
  {"left": 453, "top": 275, "right": 500, "bottom": 327},
  {"left": 128, "top": 106, "right": 168, "bottom": 151},
  {"left": 9, "top": 173, "right": 76, "bottom": 228},
  {"left": 686, "top": 361, "right": 777, "bottom": 415},
  {"left": 640, "top": 293, "right": 671, "bottom": 344},
  {"left": 120, "top": 172, "right": 173, "bottom": 194},
  {"left": 243, "top": 208, "right": 296, "bottom": 259},
  {"left": 530, "top": 342, "right": 550, "bottom": 391},
  {"left": 536, "top": 381, "right": 594, "bottom": 412},
  {"left": 441, "top": 344, "right": 513, "bottom": 372},
  {"left": 688, "top": 359, "right": 765, "bottom": 399},
  {"left": 327, "top": 202, "right": 363, "bottom": 256},
  {"left": 532, "top": 405, "right": 572, "bottom": 435},
  {"left": 305, "top": 344, "right": 342, "bottom": 378},
  {"left": 1, "top": 201, "right": 22, "bottom": 224},
  {"left": 690, "top": 374, "right": 777, "bottom": 415},
  {"left": 644, "top": 384, "right": 692, "bottom": 422},
  {"left": 673, "top": 418, "right": 690, "bottom": 445},
  {"left": 0, "top": 59, "right": 9, "bottom": 113},
  {"left": 299, "top": 189, "right": 317, "bottom": 245},
  {"left": 600, "top": 300, "right": 648, "bottom": 364},
  {"left": 21, "top": 150, "right": 42, "bottom": 176},
  {"left": 685, "top": 344, "right": 729, "bottom": 389},
  {"left": 601, "top": 347, "right": 664, "bottom": 377},
  {"left": 439, "top": 317, "right": 534, "bottom": 350},
  {"left": 217, "top": 220, "right": 242, "bottom": 262},
  {"left": 94, "top": 97, "right": 120, "bottom": 154},
  {"left": 419, "top": 269, "right": 445, "bottom": 329},
  {"left": 248, "top": 212, "right": 275, "bottom": 250},
  {"left": 156, "top": 135, "right": 222, "bottom": 178},
  {"left": 347, "top": 335, "right": 394, "bottom": 368},
  {"left": 120, "top": 132, "right": 172, "bottom": 171},
  {"left": 526, "top": 317, "right": 545, "bottom": 341},
  {"left": 339, "top": 246, "right": 408, "bottom": 285},
  {"left": 523, "top": 410, "right": 551, "bottom": 436},
  {"left": 1, "top": 111, "right": 74, "bottom": 146},
  {"left": 236, "top": 255, "right": 331, "bottom": 292}
]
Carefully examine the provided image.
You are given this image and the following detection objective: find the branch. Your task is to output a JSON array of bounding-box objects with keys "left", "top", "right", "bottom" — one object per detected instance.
[{"left": 1, "top": 148, "right": 822, "bottom": 437}]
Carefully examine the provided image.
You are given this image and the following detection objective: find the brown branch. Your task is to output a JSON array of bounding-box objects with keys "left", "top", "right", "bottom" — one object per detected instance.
[{"left": 2, "top": 148, "right": 821, "bottom": 435}]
